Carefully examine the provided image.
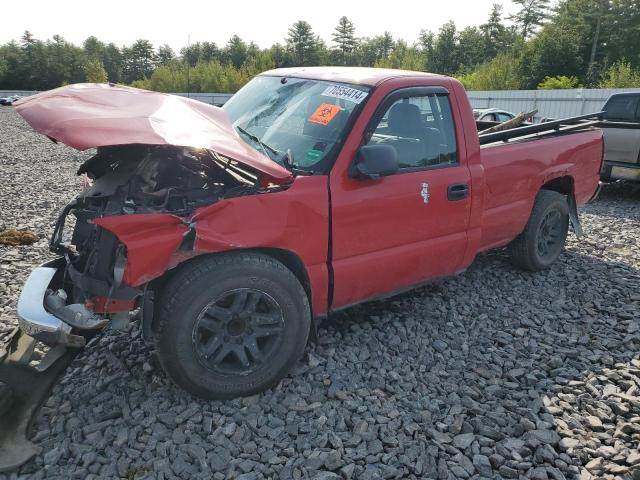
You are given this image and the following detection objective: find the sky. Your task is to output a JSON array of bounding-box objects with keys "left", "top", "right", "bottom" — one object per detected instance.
[{"left": 2, "top": 0, "right": 513, "bottom": 51}]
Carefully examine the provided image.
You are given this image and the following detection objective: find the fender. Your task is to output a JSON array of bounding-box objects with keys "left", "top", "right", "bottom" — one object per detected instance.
[{"left": 96, "top": 176, "right": 331, "bottom": 316}]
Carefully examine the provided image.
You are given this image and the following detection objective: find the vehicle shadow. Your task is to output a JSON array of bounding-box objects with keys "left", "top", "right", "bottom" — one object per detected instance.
[
  {"left": 584, "top": 182, "right": 640, "bottom": 221},
  {"left": 597, "top": 181, "right": 640, "bottom": 200},
  {"left": 319, "top": 247, "right": 639, "bottom": 479}
]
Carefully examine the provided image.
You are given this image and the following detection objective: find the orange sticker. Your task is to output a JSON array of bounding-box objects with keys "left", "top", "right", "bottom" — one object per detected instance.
[{"left": 308, "top": 103, "right": 343, "bottom": 126}]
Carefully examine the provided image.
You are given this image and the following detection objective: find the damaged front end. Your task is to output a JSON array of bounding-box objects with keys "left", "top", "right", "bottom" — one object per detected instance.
[
  {"left": 2, "top": 83, "right": 297, "bottom": 472},
  {"left": 1, "top": 144, "right": 280, "bottom": 472},
  {"left": 48, "top": 145, "right": 265, "bottom": 334}
]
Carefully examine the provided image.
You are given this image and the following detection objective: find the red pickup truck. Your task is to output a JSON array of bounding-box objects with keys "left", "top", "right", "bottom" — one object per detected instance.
[{"left": 12, "top": 67, "right": 603, "bottom": 400}]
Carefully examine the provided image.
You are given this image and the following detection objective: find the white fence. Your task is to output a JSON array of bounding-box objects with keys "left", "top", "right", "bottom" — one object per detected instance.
[
  {"left": 0, "top": 90, "right": 234, "bottom": 106},
  {"left": 172, "top": 92, "right": 233, "bottom": 105},
  {"left": 6, "top": 88, "right": 640, "bottom": 121},
  {"left": 0, "top": 90, "right": 38, "bottom": 97},
  {"left": 466, "top": 88, "right": 640, "bottom": 122}
]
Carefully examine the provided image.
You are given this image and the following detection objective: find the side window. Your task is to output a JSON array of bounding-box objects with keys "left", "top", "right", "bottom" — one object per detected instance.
[
  {"left": 496, "top": 113, "right": 513, "bottom": 122},
  {"left": 366, "top": 93, "right": 458, "bottom": 169},
  {"left": 603, "top": 95, "right": 639, "bottom": 121}
]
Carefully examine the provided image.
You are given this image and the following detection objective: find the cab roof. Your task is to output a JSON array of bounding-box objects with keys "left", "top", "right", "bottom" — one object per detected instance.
[{"left": 260, "top": 66, "right": 444, "bottom": 87}]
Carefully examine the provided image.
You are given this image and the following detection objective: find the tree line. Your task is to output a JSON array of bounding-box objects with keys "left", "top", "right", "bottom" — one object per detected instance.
[{"left": 1, "top": 0, "right": 639, "bottom": 93}]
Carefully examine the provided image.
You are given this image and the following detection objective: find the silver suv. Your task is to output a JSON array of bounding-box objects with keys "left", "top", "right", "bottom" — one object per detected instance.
[{"left": 601, "top": 92, "right": 640, "bottom": 182}]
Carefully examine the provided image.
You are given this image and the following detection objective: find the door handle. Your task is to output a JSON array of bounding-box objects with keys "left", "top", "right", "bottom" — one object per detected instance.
[{"left": 447, "top": 183, "right": 469, "bottom": 201}]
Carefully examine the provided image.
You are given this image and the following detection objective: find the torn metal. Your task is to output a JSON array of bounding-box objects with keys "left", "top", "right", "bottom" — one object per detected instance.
[
  {"left": 14, "top": 83, "right": 292, "bottom": 181},
  {"left": 0, "top": 329, "right": 82, "bottom": 473},
  {"left": 49, "top": 144, "right": 281, "bottom": 305}
]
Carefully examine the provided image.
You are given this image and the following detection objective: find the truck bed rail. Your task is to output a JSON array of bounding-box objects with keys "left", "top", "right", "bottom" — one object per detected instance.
[{"left": 478, "top": 112, "right": 640, "bottom": 145}]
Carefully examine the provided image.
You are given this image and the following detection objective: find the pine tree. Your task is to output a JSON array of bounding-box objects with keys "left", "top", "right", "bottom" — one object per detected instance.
[
  {"left": 380, "top": 32, "right": 394, "bottom": 58},
  {"left": 156, "top": 44, "right": 175, "bottom": 66},
  {"left": 428, "top": 21, "right": 459, "bottom": 75},
  {"left": 332, "top": 16, "right": 358, "bottom": 64},
  {"left": 84, "top": 59, "right": 108, "bottom": 82},
  {"left": 286, "top": 21, "right": 319, "bottom": 66},
  {"left": 419, "top": 30, "right": 435, "bottom": 71},
  {"left": 481, "top": 4, "right": 516, "bottom": 58},
  {"left": 457, "top": 27, "right": 488, "bottom": 72},
  {"left": 225, "top": 35, "right": 248, "bottom": 68},
  {"left": 83, "top": 36, "right": 105, "bottom": 60},
  {"left": 510, "top": 0, "right": 550, "bottom": 38},
  {"left": 201, "top": 42, "right": 220, "bottom": 63},
  {"left": 103, "top": 43, "right": 122, "bottom": 83},
  {"left": 121, "top": 39, "right": 156, "bottom": 83}
]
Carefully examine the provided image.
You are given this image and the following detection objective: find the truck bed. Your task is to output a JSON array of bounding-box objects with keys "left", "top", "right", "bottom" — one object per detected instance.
[{"left": 477, "top": 128, "right": 603, "bottom": 252}]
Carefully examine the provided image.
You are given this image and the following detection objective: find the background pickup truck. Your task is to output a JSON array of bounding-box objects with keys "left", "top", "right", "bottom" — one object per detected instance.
[
  {"left": 11, "top": 67, "right": 603, "bottom": 400},
  {"left": 600, "top": 92, "right": 640, "bottom": 182}
]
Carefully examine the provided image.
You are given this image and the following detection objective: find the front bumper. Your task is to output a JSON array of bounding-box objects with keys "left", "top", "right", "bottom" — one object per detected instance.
[{"left": 16, "top": 259, "right": 85, "bottom": 348}]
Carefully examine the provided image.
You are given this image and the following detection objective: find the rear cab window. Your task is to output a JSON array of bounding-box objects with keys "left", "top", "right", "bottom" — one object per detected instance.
[{"left": 603, "top": 94, "right": 640, "bottom": 122}]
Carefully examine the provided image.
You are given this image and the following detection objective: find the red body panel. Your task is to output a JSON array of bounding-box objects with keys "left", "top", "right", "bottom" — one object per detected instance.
[
  {"left": 84, "top": 69, "right": 602, "bottom": 317},
  {"left": 97, "top": 177, "right": 330, "bottom": 315},
  {"left": 95, "top": 213, "right": 190, "bottom": 286},
  {"left": 478, "top": 131, "right": 603, "bottom": 252},
  {"left": 328, "top": 77, "right": 472, "bottom": 308}
]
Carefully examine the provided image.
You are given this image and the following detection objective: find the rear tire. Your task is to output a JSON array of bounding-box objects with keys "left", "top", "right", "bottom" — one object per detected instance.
[
  {"left": 154, "top": 252, "right": 311, "bottom": 399},
  {"left": 508, "top": 190, "right": 570, "bottom": 271}
]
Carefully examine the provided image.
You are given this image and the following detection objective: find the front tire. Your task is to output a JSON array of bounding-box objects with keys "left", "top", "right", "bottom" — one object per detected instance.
[
  {"left": 155, "top": 252, "right": 311, "bottom": 399},
  {"left": 508, "top": 190, "right": 570, "bottom": 271}
]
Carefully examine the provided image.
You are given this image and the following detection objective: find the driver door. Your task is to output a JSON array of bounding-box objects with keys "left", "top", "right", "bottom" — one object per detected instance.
[{"left": 330, "top": 88, "right": 471, "bottom": 308}]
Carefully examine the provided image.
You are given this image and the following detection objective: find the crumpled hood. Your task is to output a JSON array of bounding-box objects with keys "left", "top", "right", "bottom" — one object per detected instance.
[{"left": 14, "top": 83, "right": 292, "bottom": 181}]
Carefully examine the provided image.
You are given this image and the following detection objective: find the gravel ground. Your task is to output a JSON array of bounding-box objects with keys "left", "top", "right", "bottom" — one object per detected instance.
[{"left": 1, "top": 106, "right": 639, "bottom": 480}]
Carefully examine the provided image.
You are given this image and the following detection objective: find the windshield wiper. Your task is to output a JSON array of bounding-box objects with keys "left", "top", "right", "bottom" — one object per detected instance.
[
  {"left": 280, "top": 149, "right": 313, "bottom": 176},
  {"left": 235, "top": 126, "right": 281, "bottom": 160},
  {"left": 282, "top": 148, "right": 294, "bottom": 170},
  {"left": 236, "top": 125, "right": 313, "bottom": 176}
]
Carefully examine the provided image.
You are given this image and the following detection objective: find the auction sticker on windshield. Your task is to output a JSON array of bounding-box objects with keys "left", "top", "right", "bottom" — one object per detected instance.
[
  {"left": 322, "top": 85, "right": 368, "bottom": 104},
  {"left": 309, "top": 103, "right": 343, "bottom": 126}
]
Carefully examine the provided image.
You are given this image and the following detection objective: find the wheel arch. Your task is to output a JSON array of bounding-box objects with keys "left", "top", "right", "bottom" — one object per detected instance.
[
  {"left": 539, "top": 175, "right": 582, "bottom": 238},
  {"left": 251, "top": 247, "right": 313, "bottom": 306},
  {"left": 540, "top": 174, "right": 574, "bottom": 196}
]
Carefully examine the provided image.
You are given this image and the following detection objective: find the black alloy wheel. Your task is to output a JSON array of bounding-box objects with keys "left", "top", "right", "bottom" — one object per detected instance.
[
  {"left": 155, "top": 252, "right": 311, "bottom": 399},
  {"left": 508, "top": 190, "right": 570, "bottom": 271},
  {"left": 536, "top": 209, "right": 563, "bottom": 260},
  {"left": 192, "top": 288, "right": 285, "bottom": 376}
]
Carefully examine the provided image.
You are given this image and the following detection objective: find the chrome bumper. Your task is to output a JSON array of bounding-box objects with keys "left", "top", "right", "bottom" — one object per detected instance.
[{"left": 16, "top": 261, "right": 85, "bottom": 348}]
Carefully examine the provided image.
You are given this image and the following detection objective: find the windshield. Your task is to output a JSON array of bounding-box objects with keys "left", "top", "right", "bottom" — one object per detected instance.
[{"left": 223, "top": 76, "right": 370, "bottom": 172}]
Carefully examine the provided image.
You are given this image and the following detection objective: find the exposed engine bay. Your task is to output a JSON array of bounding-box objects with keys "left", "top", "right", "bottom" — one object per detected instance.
[
  {"left": 77, "top": 144, "right": 258, "bottom": 216},
  {"left": 48, "top": 145, "right": 264, "bottom": 318}
]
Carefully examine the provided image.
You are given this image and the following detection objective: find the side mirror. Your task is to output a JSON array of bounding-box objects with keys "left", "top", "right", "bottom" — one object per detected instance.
[{"left": 349, "top": 144, "right": 398, "bottom": 180}]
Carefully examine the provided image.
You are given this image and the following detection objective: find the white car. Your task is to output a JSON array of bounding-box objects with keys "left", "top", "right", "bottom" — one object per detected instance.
[
  {"left": 0, "top": 95, "right": 22, "bottom": 106},
  {"left": 473, "top": 108, "right": 517, "bottom": 123}
]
